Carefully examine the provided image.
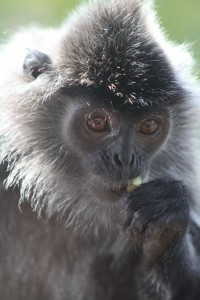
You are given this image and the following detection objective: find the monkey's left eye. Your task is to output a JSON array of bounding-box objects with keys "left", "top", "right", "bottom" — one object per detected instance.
[
  {"left": 139, "top": 119, "right": 160, "bottom": 135},
  {"left": 87, "top": 116, "right": 109, "bottom": 131}
]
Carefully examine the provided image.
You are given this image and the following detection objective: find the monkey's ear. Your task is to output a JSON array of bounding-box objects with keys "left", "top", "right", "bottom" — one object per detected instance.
[{"left": 23, "top": 49, "right": 52, "bottom": 79}]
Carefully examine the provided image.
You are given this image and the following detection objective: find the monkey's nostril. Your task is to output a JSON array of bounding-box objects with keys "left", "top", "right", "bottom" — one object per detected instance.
[
  {"left": 113, "top": 154, "right": 123, "bottom": 167},
  {"left": 129, "top": 155, "right": 134, "bottom": 166},
  {"left": 113, "top": 153, "right": 135, "bottom": 168}
]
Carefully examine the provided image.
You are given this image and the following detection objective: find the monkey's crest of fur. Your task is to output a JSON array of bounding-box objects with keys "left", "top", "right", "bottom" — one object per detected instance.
[
  {"left": 58, "top": 0, "right": 198, "bottom": 103},
  {"left": 0, "top": 0, "right": 200, "bottom": 226}
]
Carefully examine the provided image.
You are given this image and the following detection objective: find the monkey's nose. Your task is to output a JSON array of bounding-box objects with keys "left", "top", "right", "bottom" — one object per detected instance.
[{"left": 112, "top": 153, "right": 134, "bottom": 169}]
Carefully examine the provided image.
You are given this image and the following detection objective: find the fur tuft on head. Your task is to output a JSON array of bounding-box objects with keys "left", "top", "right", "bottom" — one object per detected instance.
[{"left": 57, "top": 0, "right": 187, "bottom": 105}]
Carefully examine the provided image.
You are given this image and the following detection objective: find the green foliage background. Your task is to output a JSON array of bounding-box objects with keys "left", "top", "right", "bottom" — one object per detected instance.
[{"left": 0, "top": 0, "right": 199, "bottom": 67}]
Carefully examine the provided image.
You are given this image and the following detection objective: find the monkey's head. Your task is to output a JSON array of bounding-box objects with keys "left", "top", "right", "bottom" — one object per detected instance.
[{"left": 0, "top": 0, "right": 198, "bottom": 231}]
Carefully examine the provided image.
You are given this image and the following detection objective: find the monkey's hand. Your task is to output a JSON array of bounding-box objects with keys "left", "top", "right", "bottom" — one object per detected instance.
[
  {"left": 125, "top": 180, "right": 200, "bottom": 299},
  {"left": 125, "top": 180, "right": 189, "bottom": 261}
]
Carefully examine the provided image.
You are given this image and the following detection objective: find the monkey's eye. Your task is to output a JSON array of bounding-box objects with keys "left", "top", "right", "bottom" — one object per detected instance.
[
  {"left": 87, "top": 116, "right": 109, "bottom": 131},
  {"left": 139, "top": 119, "right": 160, "bottom": 135}
]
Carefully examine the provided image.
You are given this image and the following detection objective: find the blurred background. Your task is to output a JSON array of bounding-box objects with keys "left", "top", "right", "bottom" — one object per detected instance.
[{"left": 0, "top": 0, "right": 199, "bottom": 72}]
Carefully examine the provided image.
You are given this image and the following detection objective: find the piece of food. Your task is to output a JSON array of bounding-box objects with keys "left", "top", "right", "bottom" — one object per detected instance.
[{"left": 127, "top": 177, "right": 142, "bottom": 193}]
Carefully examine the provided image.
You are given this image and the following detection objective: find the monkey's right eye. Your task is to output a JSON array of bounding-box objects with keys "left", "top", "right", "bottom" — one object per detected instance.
[
  {"left": 86, "top": 116, "right": 109, "bottom": 131},
  {"left": 139, "top": 119, "right": 160, "bottom": 135}
]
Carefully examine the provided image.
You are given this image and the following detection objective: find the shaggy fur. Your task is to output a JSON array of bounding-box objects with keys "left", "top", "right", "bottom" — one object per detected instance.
[{"left": 0, "top": 0, "right": 200, "bottom": 299}]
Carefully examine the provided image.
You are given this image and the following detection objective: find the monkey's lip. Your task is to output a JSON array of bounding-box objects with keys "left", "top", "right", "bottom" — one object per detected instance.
[
  {"left": 109, "top": 177, "right": 142, "bottom": 193},
  {"left": 110, "top": 182, "right": 129, "bottom": 192},
  {"left": 92, "top": 177, "right": 142, "bottom": 203}
]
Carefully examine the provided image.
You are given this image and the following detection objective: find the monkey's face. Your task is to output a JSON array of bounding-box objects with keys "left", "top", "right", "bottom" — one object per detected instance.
[{"left": 54, "top": 88, "right": 171, "bottom": 202}]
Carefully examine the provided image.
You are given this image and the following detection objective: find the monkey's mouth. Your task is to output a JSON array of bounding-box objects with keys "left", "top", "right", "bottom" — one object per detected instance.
[
  {"left": 102, "top": 177, "right": 142, "bottom": 193},
  {"left": 91, "top": 176, "right": 143, "bottom": 202}
]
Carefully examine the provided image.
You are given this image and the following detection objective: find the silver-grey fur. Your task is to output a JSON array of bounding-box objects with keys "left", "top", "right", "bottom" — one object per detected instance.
[{"left": 0, "top": 0, "right": 200, "bottom": 299}]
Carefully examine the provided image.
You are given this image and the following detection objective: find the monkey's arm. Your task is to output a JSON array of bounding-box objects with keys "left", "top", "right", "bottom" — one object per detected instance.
[{"left": 126, "top": 180, "right": 200, "bottom": 300}]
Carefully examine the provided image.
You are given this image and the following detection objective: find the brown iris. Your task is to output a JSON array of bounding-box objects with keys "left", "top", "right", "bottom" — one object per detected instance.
[
  {"left": 140, "top": 119, "right": 160, "bottom": 135},
  {"left": 87, "top": 116, "right": 108, "bottom": 131}
]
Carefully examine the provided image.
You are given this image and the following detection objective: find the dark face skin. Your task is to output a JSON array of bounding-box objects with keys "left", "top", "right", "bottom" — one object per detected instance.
[{"left": 59, "top": 88, "right": 171, "bottom": 202}]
